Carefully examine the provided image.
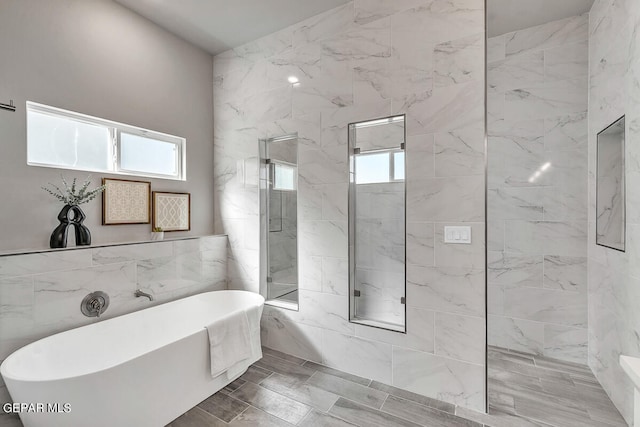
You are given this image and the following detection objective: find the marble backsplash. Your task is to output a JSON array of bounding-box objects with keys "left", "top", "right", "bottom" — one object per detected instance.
[
  {"left": 0, "top": 235, "right": 227, "bottom": 406},
  {"left": 214, "top": 0, "right": 486, "bottom": 412},
  {"left": 487, "top": 14, "right": 589, "bottom": 365}
]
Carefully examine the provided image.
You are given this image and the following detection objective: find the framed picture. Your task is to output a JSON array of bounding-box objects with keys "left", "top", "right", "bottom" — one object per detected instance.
[
  {"left": 102, "top": 178, "right": 151, "bottom": 225},
  {"left": 152, "top": 192, "right": 191, "bottom": 232}
]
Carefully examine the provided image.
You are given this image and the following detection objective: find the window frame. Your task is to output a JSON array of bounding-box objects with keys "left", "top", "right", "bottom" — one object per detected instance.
[{"left": 26, "top": 101, "right": 186, "bottom": 181}]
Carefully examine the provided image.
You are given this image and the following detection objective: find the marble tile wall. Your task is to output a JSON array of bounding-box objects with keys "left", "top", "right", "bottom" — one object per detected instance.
[
  {"left": 354, "top": 182, "right": 404, "bottom": 326},
  {"left": 213, "top": 0, "right": 486, "bottom": 412},
  {"left": 588, "top": 0, "right": 640, "bottom": 423},
  {"left": 487, "top": 15, "right": 589, "bottom": 365},
  {"left": 0, "top": 235, "right": 227, "bottom": 406}
]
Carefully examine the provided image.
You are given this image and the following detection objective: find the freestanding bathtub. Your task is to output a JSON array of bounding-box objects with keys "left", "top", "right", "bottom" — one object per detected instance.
[{"left": 0, "top": 290, "right": 265, "bottom": 427}]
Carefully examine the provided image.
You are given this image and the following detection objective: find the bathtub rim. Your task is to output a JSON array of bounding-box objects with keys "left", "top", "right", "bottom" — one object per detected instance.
[{"left": 0, "top": 290, "right": 264, "bottom": 383}]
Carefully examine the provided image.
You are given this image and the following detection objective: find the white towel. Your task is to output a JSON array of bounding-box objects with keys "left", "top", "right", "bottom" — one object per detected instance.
[{"left": 206, "top": 308, "right": 252, "bottom": 378}]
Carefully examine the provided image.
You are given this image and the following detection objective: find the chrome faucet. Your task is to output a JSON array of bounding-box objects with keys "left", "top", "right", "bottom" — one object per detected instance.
[{"left": 135, "top": 289, "right": 154, "bottom": 301}]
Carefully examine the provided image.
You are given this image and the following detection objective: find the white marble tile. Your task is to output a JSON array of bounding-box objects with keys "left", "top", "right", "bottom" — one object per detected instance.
[
  {"left": 544, "top": 112, "right": 588, "bottom": 151},
  {"left": 487, "top": 92, "right": 505, "bottom": 125},
  {"left": 487, "top": 35, "right": 506, "bottom": 63},
  {"left": 405, "top": 134, "right": 435, "bottom": 181},
  {"left": 505, "top": 14, "right": 588, "bottom": 57},
  {"left": 92, "top": 241, "right": 173, "bottom": 265},
  {"left": 215, "top": 60, "right": 267, "bottom": 101},
  {"left": 504, "top": 221, "right": 587, "bottom": 256},
  {"left": 544, "top": 40, "right": 589, "bottom": 81},
  {"left": 321, "top": 17, "right": 392, "bottom": 66},
  {"left": 407, "top": 265, "right": 484, "bottom": 316},
  {"left": 354, "top": 0, "right": 426, "bottom": 25},
  {"left": 488, "top": 220, "right": 505, "bottom": 252},
  {"left": 487, "top": 285, "right": 504, "bottom": 315},
  {"left": 391, "top": 0, "right": 484, "bottom": 49},
  {"left": 33, "top": 262, "right": 137, "bottom": 333},
  {"left": 320, "top": 101, "right": 391, "bottom": 149},
  {"left": 245, "top": 85, "right": 292, "bottom": 124},
  {"left": 488, "top": 119, "right": 545, "bottom": 187},
  {"left": 392, "top": 347, "right": 484, "bottom": 411},
  {"left": 322, "top": 329, "right": 392, "bottom": 384},
  {"left": 0, "top": 250, "right": 92, "bottom": 278},
  {"left": 234, "top": 27, "right": 293, "bottom": 64},
  {"left": 434, "top": 32, "right": 484, "bottom": 88},
  {"left": 353, "top": 58, "right": 392, "bottom": 105},
  {"left": 298, "top": 180, "right": 323, "bottom": 222},
  {"left": 488, "top": 50, "right": 544, "bottom": 93},
  {"left": 0, "top": 276, "right": 33, "bottom": 322},
  {"left": 299, "top": 220, "right": 348, "bottom": 258},
  {"left": 406, "top": 222, "right": 435, "bottom": 267},
  {"left": 434, "top": 126, "right": 485, "bottom": 177},
  {"left": 435, "top": 312, "right": 485, "bottom": 364},
  {"left": 504, "top": 287, "right": 587, "bottom": 327},
  {"left": 321, "top": 257, "right": 348, "bottom": 296},
  {"left": 400, "top": 80, "right": 485, "bottom": 135},
  {"left": 214, "top": 48, "right": 253, "bottom": 77},
  {"left": 354, "top": 306, "right": 435, "bottom": 353},
  {"left": 434, "top": 222, "right": 485, "bottom": 269},
  {"left": 487, "top": 251, "right": 543, "bottom": 288},
  {"left": 300, "top": 255, "right": 322, "bottom": 292},
  {"left": 504, "top": 77, "right": 588, "bottom": 121},
  {"left": 175, "top": 250, "right": 227, "bottom": 289},
  {"left": 407, "top": 177, "right": 484, "bottom": 222},
  {"left": 298, "top": 144, "right": 348, "bottom": 186},
  {"left": 543, "top": 256, "right": 587, "bottom": 292},
  {"left": 261, "top": 316, "right": 323, "bottom": 363},
  {"left": 488, "top": 315, "right": 544, "bottom": 355},
  {"left": 544, "top": 324, "right": 588, "bottom": 364},
  {"left": 390, "top": 47, "right": 434, "bottom": 105},
  {"left": 297, "top": 290, "right": 354, "bottom": 335},
  {"left": 322, "top": 183, "right": 348, "bottom": 221},
  {"left": 293, "top": 3, "right": 355, "bottom": 48},
  {"left": 488, "top": 187, "right": 544, "bottom": 220}
]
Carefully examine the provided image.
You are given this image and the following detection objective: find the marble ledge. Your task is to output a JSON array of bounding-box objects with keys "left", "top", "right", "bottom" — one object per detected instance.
[{"left": 0, "top": 235, "right": 228, "bottom": 258}]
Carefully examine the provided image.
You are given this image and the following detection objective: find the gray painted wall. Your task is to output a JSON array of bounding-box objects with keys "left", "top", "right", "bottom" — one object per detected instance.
[{"left": 0, "top": 0, "right": 214, "bottom": 253}]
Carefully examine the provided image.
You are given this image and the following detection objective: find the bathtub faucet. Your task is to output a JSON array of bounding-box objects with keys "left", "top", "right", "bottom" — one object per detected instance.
[{"left": 135, "top": 289, "right": 154, "bottom": 301}]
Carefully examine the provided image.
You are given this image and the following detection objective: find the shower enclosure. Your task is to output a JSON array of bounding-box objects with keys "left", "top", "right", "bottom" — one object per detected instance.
[
  {"left": 260, "top": 134, "right": 299, "bottom": 308},
  {"left": 348, "top": 115, "right": 406, "bottom": 332}
]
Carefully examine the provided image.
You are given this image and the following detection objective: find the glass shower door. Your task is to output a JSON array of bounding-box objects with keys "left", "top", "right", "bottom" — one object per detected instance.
[{"left": 348, "top": 116, "right": 406, "bottom": 332}]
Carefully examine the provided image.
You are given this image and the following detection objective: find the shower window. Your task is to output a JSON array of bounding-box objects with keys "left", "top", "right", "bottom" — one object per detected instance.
[
  {"left": 348, "top": 116, "right": 406, "bottom": 333},
  {"left": 260, "top": 135, "right": 299, "bottom": 309}
]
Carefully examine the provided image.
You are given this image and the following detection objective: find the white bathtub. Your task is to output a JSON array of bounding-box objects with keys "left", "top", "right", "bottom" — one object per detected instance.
[{"left": 0, "top": 290, "right": 264, "bottom": 427}]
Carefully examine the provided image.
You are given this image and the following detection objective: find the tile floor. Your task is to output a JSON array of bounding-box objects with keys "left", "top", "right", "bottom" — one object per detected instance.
[
  {"left": 168, "top": 346, "right": 628, "bottom": 427},
  {"left": 0, "top": 345, "right": 627, "bottom": 427}
]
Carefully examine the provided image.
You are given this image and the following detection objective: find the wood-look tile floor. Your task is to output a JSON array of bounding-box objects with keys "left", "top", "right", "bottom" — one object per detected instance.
[
  {"left": 1, "top": 345, "right": 626, "bottom": 427},
  {"left": 168, "top": 346, "right": 628, "bottom": 427}
]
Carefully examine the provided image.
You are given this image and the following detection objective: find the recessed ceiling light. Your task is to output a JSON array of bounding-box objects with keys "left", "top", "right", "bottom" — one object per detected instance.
[{"left": 288, "top": 76, "right": 299, "bottom": 84}]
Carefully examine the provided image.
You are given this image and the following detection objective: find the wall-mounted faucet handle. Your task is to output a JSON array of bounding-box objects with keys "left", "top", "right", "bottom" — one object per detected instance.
[
  {"left": 135, "top": 289, "right": 154, "bottom": 301},
  {"left": 81, "top": 291, "right": 110, "bottom": 318}
]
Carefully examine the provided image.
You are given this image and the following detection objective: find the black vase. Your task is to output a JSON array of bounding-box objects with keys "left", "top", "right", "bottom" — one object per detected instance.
[{"left": 50, "top": 205, "right": 92, "bottom": 249}]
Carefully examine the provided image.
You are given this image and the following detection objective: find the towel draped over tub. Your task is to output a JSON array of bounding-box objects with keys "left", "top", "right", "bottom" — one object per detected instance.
[{"left": 206, "top": 305, "right": 262, "bottom": 379}]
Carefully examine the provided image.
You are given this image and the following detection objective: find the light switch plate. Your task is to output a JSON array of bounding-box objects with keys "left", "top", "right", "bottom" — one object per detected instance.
[{"left": 444, "top": 226, "right": 471, "bottom": 244}]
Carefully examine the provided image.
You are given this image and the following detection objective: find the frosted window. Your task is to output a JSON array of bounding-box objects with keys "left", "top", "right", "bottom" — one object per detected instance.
[
  {"left": 26, "top": 102, "right": 186, "bottom": 180},
  {"left": 120, "top": 133, "right": 178, "bottom": 177},
  {"left": 27, "top": 111, "right": 111, "bottom": 171},
  {"left": 273, "top": 163, "right": 296, "bottom": 191},
  {"left": 394, "top": 152, "right": 405, "bottom": 180},
  {"left": 356, "top": 153, "right": 390, "bottom": 184}
]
